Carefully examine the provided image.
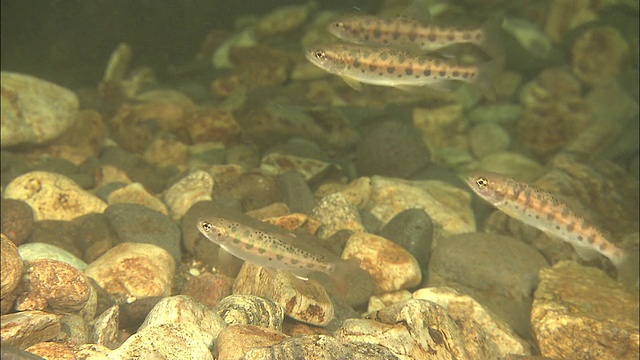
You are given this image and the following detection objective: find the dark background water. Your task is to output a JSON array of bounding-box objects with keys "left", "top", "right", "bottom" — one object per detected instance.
[{"left": 1, "top": 0, "right": 382, "bottom": 88}]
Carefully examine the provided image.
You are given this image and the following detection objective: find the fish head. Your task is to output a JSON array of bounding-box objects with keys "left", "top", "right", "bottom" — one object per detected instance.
[
  {"left": 326, "top": 16, "right": 365, "bottom": 42},
  {"left": 305, "top": 46, "right": 348, "bottom": 74},
  {"left": 196, "top": 217, "right": 228, "bottom": 242},
  {"left": 465, "top": 171, "right": 508, "bottom": 203}
]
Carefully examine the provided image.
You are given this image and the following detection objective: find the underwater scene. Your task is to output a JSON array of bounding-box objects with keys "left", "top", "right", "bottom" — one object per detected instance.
[{"left": 1, "top": 0, "right": 638, "bottom": 359}]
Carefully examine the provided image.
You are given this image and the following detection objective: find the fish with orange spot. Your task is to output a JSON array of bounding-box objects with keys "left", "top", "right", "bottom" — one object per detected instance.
[
  {"left": 196, "top": 216, "right": 360, "bottom": 283},
  {"left": 465, "top": 171, "right": 627, "bottom": 268},
  {"left": 305, "top": 43, "right": 500, "bottom": 98}
]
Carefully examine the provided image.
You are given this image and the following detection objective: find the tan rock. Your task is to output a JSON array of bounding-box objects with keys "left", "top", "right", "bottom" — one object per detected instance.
[
  {"left": 572, "top": 26, "right": 629, "bottom": 86},
  {"left": 107, "top": 182, "right": 168, "bottom": 215},
  {"left": 25, "top": 341, "right": 76, "bottom": 360},
  {"left": 85, "top": 243, "right": 175, "bottom": 300},
  {"left": 254, "top": 4, "right": 310, "bottom": 37},
  {"left": 214, "top": 294, "right": 284, "bottom": 331},
  {"left": 3, "top": 171, "right": 107, "bottom": 221},
  {"left": 1, "top": 233, "right": 23, "bottom": 299},
  {"left": 15, "top": 259, "right": 91, "bottom": 314},
  {"left": 163, "top": 170, "right": 213, "bottom": 221},
  {"left": 232, "top": 263, "right": 334, "bottom": 326},
  {"left": 413, "top": 104, "right": 468, "bottom": 155},
  {"left": 312, "top": 192, "right": 365, "bottom": 239},
  {"left": 367, "top": 290, "right": 412, "bottom": 313},
  {"left": 260, "top": 153, "right": 334, "bottom": 181},
  {"left": 366, "top": 176, "right": 475, "bottom": 238},
  {"left": 1, "top": 72, "right": 79, "bottom": 148},
  {"left": 216, "top": 324, "right": 288, "bottom": 360},
  {"left": 413, "top": 287, "right": 531, "bottom": 357},
  {"left": 0, "top": 310, "right": 61, "bottom": 349},
  {"left": 142, "top": 135, "right": 189, "bottom": 169},
  {"left": 343, "top": 232, "right": 421, "bottom": 294},
  {"left": 532, "top": 261, "right": 639, "bottom": 360}
]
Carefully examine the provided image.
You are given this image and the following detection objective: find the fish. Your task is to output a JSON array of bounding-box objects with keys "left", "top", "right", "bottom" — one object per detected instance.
[
  {"left": 305, "top": 43, "right": 499, "bottom": 98},
  {"left": 327, "top": 14, "right": 502, "bottom": 57},
  {"left": 196, "top": 216, "right": 357, "bottom": 281},
  {"left": 465, "top": 171, "right": 627, "bottom": 268}
]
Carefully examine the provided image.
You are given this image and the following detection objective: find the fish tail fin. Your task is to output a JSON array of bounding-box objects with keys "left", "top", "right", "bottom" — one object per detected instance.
[
  {"left": 470, "top": 56, "right": 503, "bottom": 101},
  {"left": 613, "top": 248, "right": 638, "bottom": 293},
  {"left": 479, "top": 14, "right": 505, "bottom": 59}
]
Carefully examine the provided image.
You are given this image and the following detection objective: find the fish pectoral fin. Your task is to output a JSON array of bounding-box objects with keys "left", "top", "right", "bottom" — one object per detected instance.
[
  {"left": 340, "top": 76, "right": 363, "bottom": 91},
  {"left": 290, "top": 271, "right": 310, "bottom": 281},
  {"left": 570, "top": 242, "right": 600, "bottom": 262}
]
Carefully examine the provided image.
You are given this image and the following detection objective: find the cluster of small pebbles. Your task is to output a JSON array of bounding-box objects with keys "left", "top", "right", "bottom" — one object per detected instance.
[{"left": 1, "top": 1, "right": 638, "bottom": 359}]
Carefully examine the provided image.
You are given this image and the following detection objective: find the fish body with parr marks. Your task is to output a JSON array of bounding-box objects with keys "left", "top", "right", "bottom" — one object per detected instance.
[{"left": 466, "top": 171, "right": 627, "bottom": 268}]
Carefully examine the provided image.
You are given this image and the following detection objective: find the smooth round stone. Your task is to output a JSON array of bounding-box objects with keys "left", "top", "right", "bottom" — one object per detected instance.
[
  {"left": 276, "top": 171, "right": 317, "bottom": 215},
  {"left": 104, "top": 203, "right": 182, "bottom": 266},
  {"left": 216, "top": 325, "right": 288, "bottom": 360},
  {"left": 163, "top": 170, "right": 214, "bottom": 221},
  {"left": 1, "top": 72, "right": 79, "bottom": 148},
  {"left": 469, "top": 123, "right": 511, "bottom": 159},
  {"left": 1, "top": 199, "right": 35, "bottom": 246},
  {"left": 18, "top": 242, "right": 87, "bottom": 272},
  {"left": 1, "top": 233, "right": 23, "bottom": 298},
  {"left": 3, "top": 171, "right": 107, "bottom": 221},
  {"left": 477, "top": 152, "right": 543, "bottom": 183},
  {"left": 468, "top": 104, "right": 523, "bottom": 124},
  {"left": 378, "top": 209, "right": 433, "bottom": 273}
]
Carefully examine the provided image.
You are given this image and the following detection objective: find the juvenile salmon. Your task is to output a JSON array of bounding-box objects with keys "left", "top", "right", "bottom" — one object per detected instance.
[
  {"left": 305, "top": 43, "right": 499, "bottom": 96},
  {"left": 466, "top": 171, "right": 627, "bottom": 267},
  {"left": 197, "top": 216, "right": 353, "bottom": 280},
  {"left": 328, "top": 14, "right": 501, "bottom": 55}
]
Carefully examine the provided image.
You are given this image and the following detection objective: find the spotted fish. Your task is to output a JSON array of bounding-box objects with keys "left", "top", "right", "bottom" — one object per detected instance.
[
  {"left": 466, "top": 171, "right": 627, "bottom": 268},
  {"left": 305, "top": 43, "right": 499, "bottom": 97},
  {"left": 327, "top": 14, "right": 501, "bottom": 56},
  {"left": 196, "top": 216, "right": 356, "bottom": 281}
]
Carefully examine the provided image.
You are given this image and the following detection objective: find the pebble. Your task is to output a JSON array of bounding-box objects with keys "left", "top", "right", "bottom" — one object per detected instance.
[
  {"left": 59, "top": 313, "right": 88, "bottom": 347},
  {"left": 276, "top": 171, "right": 317, "bottom": 215},
  {"left": 246, "top": 333, "right": 399, "bottom": 360},
  {"left": 1, "top": 233, "right": 23, "bottom": 299},
  {"left": 107, "top": 182, "right": 169, "bottom": 215},
  {"left": 216, "top": 324, "right": 288, "bottom": 360},
  {"left": 107, "top": 323, "right": 213, "bottom": 360},
  {"left": 331, "top": 176, "right": 372, "bottom": 210},
  {"left": 413, "top": 286, "right": 531, "bottom": 357},
  {"left": 367, "top": 290, "right": 412, "bottom": 313},
  {"left": 571, "top": 26, "right": 630, "bottom": 87},
  {"left": 378, "top": 208, "right": 433, "bottom": 273},
  {"left": 366, "top": 176, "right": 476, "bottom": 238},
  {"left": 336, "top": 299, "right": 468, "bottom": 359},
  {"left": 1, "top": 72, "right": 79, "bottom": 148},
  {"left": 27, "top": 219, "right": 82, "bottom": 259},
  {"left": 254, "top": 4, "right": 310, "bottom": 37},
  {"left": 1, "top": 199, "right": 35, "bottom": 246},
  {"left": 180, "top": 272, "right": 234, "bottom": 308},
  {"left": 104, "top": 203, "right": 182, "bottom": 266},
  {"left": 90, "top": 305, "right": 119, "bottom": 349},
  {"left": 140, "top": 295, "right": 227, "bottom": 350},
  {"left": 342, "top": 232, "right": 422, "bottom": 293},
  {"left": 469, "top": 123, "right": 511, "bottom": 159},
  {"left": 25, "top": 342, "right": 76, "bottom": 359},
  {"left": 312, "top": 192, "right": 365, "bottom": 239},
  {"left": 476, "top": 152, "right": 543, "bottom": 183},
  {"left": 428, "top": 233, "right": 549, "bottom": 338},
  {"left": 71, "top": 213, "right": 119, "bottom": 264},
  {"left": 232, "top": 264, "right": 333, "bottom": 327},
  {"left": 216, "top": 172, "right": 279, "bottom": 211},
  {"left": 532, "top": 261, "right": 639, "bottom": 360},
  {"left": 163, "top": 170, "right": 214, "bottom": 220},
  {"left": 355, "top": 121, "right": 430, "bottom": 178},
  {"left": 84, "top": 243, "right": 175, "bottom": 300},
  {"left": 260, "top": 153, "right": 335, "bottom": 182},
  {"left": 15, "top": 259, "right": 94, "bottom": 316},
  {"left": 468, "top": 104, "right": 524, "bottom": 124},
  {"left": 142, "top": 135, "right": 189, "bottom": 169},
  {"left": 18, "top": 243, "right": 87, "bottom": 272},
  {"left": 0, "top": 310, "right": 61, "bottom": 349},
  {"left": 214, "top": 293, "right": 285, "bottom": 331},
  {"left": 3, "top": 171, "right": 107, "bottom": 221}
]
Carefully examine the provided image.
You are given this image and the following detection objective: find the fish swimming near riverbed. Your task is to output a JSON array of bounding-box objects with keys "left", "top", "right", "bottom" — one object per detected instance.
[
  {"left": 327, "top": 14, "right": 502, "bottom": 56},
  {"left": 305, "top": 43, "right": 499, "bottom": 97},
  {"left": 196, "top": 216, "right": 358, "bottom": 281},
  {"left": 465, "top": 171, "right": 628, "bottom": 268}
]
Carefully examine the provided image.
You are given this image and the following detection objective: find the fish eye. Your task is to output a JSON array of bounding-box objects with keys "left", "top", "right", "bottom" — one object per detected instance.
[
  {"left": 333, "top": 22, "right": 344, "bottom": 29},
  {"left": 201, "top": 221, "right": 212, "bottom": 232},
  {"left": 314, "top": 50, "right": 326, "bottom": 59},
  {"left": 475, "top": 178, "right": 488, "bottom": 188}
]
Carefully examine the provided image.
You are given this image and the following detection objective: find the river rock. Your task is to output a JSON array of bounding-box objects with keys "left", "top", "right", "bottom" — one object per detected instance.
[
  {"left": 163, "top": 170, "right": 214, "bottom": 221},
  {"left": 0, "top": 310, "right": 61, "bottom": 350},
  {"left": 532, "top": 261, "right": 639, "bottom": 360},
  {"left": 85, "top": 243, "right": 175, "bottom": 300},
  {"left": 1, "top": 72, "right": 79, "bottom": 148},
  {"left": 232, "top": 264, "right": 333, "bottom": 327},
  {"left": 1, "top": 199, "right": 35, "bottom": 246},
  {"left": 1, "top": 233, "right": 23, "bottom": 300},
  {"left": 312, "top": 192, "right": 365, "bottom": 239},
  {"left": 3, "top": 171, "right": 107, "bottom": 221},
  {"left": 216, "top": 324, "right": 288, "bottom": 360},
  {"left": 214, "top": 294, "right": 284, "bottom": 331}
]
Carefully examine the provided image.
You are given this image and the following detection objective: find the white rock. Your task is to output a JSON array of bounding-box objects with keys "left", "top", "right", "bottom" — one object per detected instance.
[
  {"left": 3, "top": 171, "right": 107, "bottom": 221},
  {"left": 163, "top": 170, "right": 213, "bottom": 220},
  {"left": 1, "top": 72, "right": 79, "bottom": 148}
]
